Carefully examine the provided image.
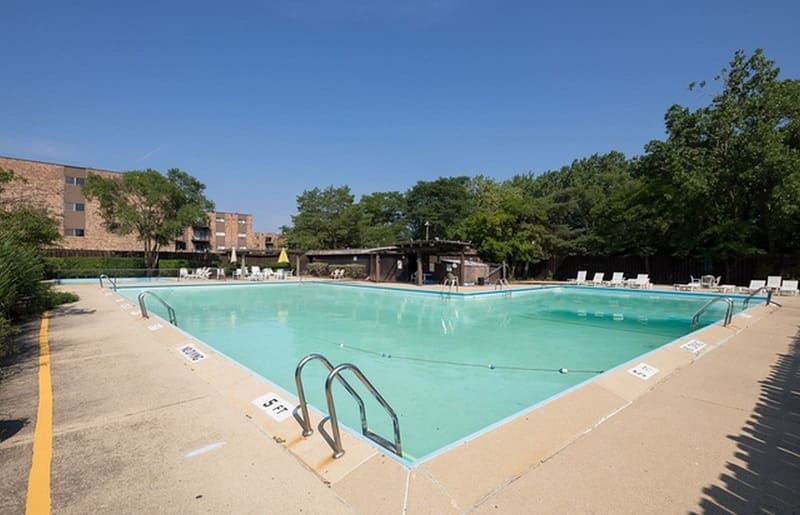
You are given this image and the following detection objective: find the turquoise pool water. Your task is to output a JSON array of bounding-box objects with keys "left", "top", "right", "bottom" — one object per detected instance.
[{"left": 119, "top": 283, "right": 741, "bottom": 461}]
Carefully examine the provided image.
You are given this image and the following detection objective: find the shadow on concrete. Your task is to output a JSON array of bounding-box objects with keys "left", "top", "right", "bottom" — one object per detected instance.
[
  {"left": 0, "top": 319, "right": 40, "bottom": 374},
  {"left": 47, "top": 306, "right": 96, "bottom": 318},
  {"left": 697, "top": 328, "right": 800, "bottom": 513},
  {"left": 0, "top": 417, "right": 29, "bottom": 442}
]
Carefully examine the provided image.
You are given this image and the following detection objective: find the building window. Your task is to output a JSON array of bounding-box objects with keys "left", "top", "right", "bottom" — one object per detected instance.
[
  {"left": 65, "top": 176, "right": 85, "bottom": 185},
  {"left": 215, "top": 231, "right": 225, "bottom": 236},
  {"left": 175, "top": 241, "right": 186, "bottom": 251},
  {"left": 64, "top": 228, "right": 85, "bottom": 237},
  {"left": 238, "top": 219, "right": 246, "bottom": 225},
  {"left": 239, "top": 246, "right": 247, "bottom": 250},
  {"left": 217, "top": 246, "right": 226, "bottom": 250},
  {"left": 238, "top": 233, "right": 246, "bottom": 238},
  {"left": 65, "top": 202, "right": 85, "bottom": 211},
  {"left": 215, "top": 217, "right": 225, "bottom": 223},
  {"left": 266, "top": 236, "right": 273, "bottom": 243}
]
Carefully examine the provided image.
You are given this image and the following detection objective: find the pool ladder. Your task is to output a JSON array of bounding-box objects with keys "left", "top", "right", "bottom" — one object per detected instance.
[
  {"left": 742, "top": 287, "right": 782, "bottom": 308},
  {"left": 99, "top": 274, "right": 118, "bottom": 291},
  {"left": 137, "top": 290, "right": 178, "bottom": 326},
  {"left": 690, "top": 296, "right": 733, "bottom": 330},
  {"left": 294, "top": 353, "right": 402, "bottom": 459}
]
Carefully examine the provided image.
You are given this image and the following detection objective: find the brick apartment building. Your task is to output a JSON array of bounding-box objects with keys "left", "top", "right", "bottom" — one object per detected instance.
[{"left": 0, "top": 155, "right": 279, "bottom": 253}]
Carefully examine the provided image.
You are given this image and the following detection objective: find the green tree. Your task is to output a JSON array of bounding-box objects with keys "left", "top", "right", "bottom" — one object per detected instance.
[
  {"left": 82, "top": 168, "right": 214, "bottom": 269},
  {"left": 358, "top": 191, "right": 409, "bottom": 246},
  {"left": 281, "top": 185, "right": 364, "bottom": 250},
  {"left": 405, "top": 176, "right": 475, "bottom": 240},
  {"left": 638, "top": 49, "right": 800, "bottom": 259},
  {"left": 458, "top": 177, "right": 547, "bottom": 276}
]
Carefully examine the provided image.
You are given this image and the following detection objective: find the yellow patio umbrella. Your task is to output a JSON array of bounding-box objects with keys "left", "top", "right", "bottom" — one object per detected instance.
[{"left": 277, "top": 247, "right": 290, "bottom": 264}]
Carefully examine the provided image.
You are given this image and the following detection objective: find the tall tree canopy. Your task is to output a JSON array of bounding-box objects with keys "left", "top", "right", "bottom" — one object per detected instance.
[
  {"left": 281, "top": 186, "right": 364, "bottom": 250},
  {"left": 83, "top": 168, "right": 213, "bottom": 269},
  {"left": 279, "top": 49, "right": 800, "bottom": 276}
]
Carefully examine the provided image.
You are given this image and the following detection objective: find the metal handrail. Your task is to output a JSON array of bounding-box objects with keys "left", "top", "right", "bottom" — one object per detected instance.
[
  {"left": 99, "top": 274, "right": 118, "bottom": 291},
  {"left": 691, "top": 296, "right": 733, "bottom": 330},
  {"left": 137, "top": 291, "right": 177, "bottom": 325},
  {"left": 294, "top": 354, "right": 367, "bottom": 437},
  {"left": 443, "top": 276, "right": 459, "bottom": 293},
  {"left": 743, "top": 286, "right": 782, "bottom": 308},
  {"left": 325, "top": 363, "right": 402, "bottom": 459},
  {"left": 494, "top": 278, "right": 510, "bottom": 290}
]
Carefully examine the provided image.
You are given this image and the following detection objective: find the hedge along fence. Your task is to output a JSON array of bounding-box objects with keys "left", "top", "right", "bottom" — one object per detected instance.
[
  {"left": 304, "top": 262, "right": 366, "bottom": 278},
  {"left": 43, "top": 256, "right": 225, "bottom": 279},
  {"left": 306, "top": 262, "right": 330, "bottom": 276}
]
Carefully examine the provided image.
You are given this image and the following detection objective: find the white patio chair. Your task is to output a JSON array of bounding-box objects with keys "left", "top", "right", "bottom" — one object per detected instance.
[
  {"left": 588, "top": 272, "right": 605, "bottom": 286},
  {"left": 779, "top": 279, "right": 798, "bottom": 296},
  {"left": 568, "top": 270, "right": 587, "bottom": 285},
  {"left": 604, "top": 272, "right": 625, "bottom": 287},
  {"left": 766, "top": 275, "right": 782, "bottom": 291},
  {"left": 249, "top": 266, "right": 264, "bottom": 280},
  {"left": 736, "top": 279, "right": 765, "bottom": 294},
  {"left": 628, "top": 274, "right": 651, "bottom": 289}
]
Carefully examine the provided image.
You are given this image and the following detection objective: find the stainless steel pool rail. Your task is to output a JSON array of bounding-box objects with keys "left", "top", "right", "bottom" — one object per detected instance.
[
  {"left": 99, "top": 274, "right": 118, "bottom": 291},
  {"left": 494, "top": 278, "right": 510, "bottom": 290},
  {"left": 443, "top": 276, "right": 459, "bottom": 293},
  {"left": 743, "top": 287, "right": 782, "bottom": 308},
  {"left": 294, "top": 354, "right": 366, "bottom": 437},
  {"left": 691, "top": 296, "right": 733, "bottom": 330},
  {"left": 294, "top": 354, "right": 402, "bottom": 459},
  {"left": 137, "top": 290, "right": 177, "bottom": 326},
  {"left": 325, "top": 363, "right": 402, "bottom": 459}
]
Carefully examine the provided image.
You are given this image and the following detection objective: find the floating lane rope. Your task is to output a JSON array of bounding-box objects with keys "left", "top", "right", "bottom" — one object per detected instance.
[{"left": 334, "top": 342, "right": 605, "bottom": 375}]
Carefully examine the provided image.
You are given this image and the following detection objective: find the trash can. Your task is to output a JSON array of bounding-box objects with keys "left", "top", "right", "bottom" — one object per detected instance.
[{"left": 477, "top": 277, "right": 485, "bottom": 286}]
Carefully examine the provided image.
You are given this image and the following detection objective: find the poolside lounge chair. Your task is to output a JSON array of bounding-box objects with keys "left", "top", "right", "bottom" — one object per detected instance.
[
  {"left": 262, "top": 267, "right": 276, "bottom": 279},
  {"left": 627, "top": 274, "right": 651, "bottom": 289},
  {"left": 178, "top": 267, "right": 194, "bottom": 281},
  {"left": 588, "top": 272, "right": 605, "bottom": 286},
  {"left": 736, "top": 279, "right": 765, "bottom": 294},
  {"left": 604, "top": 272, "right": 625, "bottom": 287},
  {"left": 779, "top": 279, "right": 798, "bottom": 296},
  {"left": 674, "top": 277, "right": 699, "bottom": 291},
  {"left": 766, "top": 275, "right": 782, "bottom": 291},
  {"left": 249, "top": 266, "right": 264, "bottom": 280},
  {"left": 568, "top": 270, "right": 588, "bottom": 285},
  {"left": 195, "top": 267, "right": 211, "bottom": 280}
]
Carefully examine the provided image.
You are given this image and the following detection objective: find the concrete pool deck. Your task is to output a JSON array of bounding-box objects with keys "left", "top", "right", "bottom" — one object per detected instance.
[{"left": 1, "top": 281, "right": 798, "bottom": 513}]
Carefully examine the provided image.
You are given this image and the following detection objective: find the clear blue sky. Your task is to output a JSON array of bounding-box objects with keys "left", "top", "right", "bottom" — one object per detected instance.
[{"left": 2, "top": 1, "right": 798, "bottom": 232}]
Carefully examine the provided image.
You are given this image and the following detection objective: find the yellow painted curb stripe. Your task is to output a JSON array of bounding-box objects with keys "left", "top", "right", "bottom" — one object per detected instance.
[{"left": 26, "top": 312, "right": 52, "bottom": 515}]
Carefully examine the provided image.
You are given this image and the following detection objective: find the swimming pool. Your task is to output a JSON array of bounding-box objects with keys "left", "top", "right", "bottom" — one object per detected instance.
[{"left": 120, "top": 283, "right": 742, "bottom": 461}]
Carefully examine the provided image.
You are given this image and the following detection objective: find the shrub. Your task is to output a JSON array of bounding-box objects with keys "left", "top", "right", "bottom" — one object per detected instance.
[
  {"left": 159, "top": 259, "right": 192, "bottom": 271},
  {"left": 340, "top": 264, "right": 367, "bottom": 279},
  {"left": 44, "top": 256, "right": 147, "bottom": 278},
  {"left": 307, "top": 262, "right": 329, "bottom": 276}
]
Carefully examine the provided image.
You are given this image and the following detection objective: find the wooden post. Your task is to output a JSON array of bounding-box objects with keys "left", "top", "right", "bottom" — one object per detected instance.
[
  {"left": 416, "top": 251, "right": 423, "bottom": 286},
  {"left": 459, "top": 251, "right": 465, "bottom": 285},
  {"left": 375, "top": 254, "right": 381, "bottom": 283}
]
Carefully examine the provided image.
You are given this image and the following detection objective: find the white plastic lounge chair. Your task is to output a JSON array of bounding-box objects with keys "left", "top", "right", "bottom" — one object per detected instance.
[
  {"left": 588, "top": 272, "right": 605, "bottom": 286},
  {"left": 736, "top": 279, "right": 765, "bottom": 294},
  {"left": 568, "top": 270, "right": 587, "bottom": 285},
  {"left": 249, "top": 266, "right": 264, "bottom": 280},
  {"left": 604, "top": 272, "right": 625, "bottom": 287},
  {"left": 779, "top": 279, "right": 798, "bottom": 296},
  {"left": 195, "top": 267, "right": 211, "bottom": 280},
  {"left": 676, "top": 276, "right": 700, "bottom": 290},
  {"left": 178, "top": 267, "right": 194, "bottom": 280},
  {"left": 628, "top": 274, "right": 651, "bottom": 289},
  {"left": 766, "top": 275, "right": 782, "bottom": 291}
]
